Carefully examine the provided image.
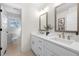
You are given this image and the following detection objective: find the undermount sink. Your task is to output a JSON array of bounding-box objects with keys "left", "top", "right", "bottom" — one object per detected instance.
[{"left": 51, "top": 38, "right": 74, "bottom": 45}]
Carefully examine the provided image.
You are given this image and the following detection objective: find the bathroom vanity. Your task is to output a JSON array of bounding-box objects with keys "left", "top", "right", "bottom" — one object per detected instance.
[
  {"left": 31, "top": 3, "right": 79, "bottom": 56},
  {"left": 31, "top": 33, "right": 79, "bottom": 56}
]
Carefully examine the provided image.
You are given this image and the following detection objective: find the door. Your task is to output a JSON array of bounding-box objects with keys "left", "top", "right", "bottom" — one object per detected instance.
[
  {"left": 0, "top": 6, "right": 2, "bottom": 56},
  {"left": 1, "top": 5, "right": 7, "bottom": 56}
]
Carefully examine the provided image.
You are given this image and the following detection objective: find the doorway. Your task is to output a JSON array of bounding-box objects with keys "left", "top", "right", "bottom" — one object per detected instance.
[
  {"left": 0, "top": 4, "right": 22, "bottom": 56},
  {"left": 6, "top": 15, "right": 21, "bottom": 56}
]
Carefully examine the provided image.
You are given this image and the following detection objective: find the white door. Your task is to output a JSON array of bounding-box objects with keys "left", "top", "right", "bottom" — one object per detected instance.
[{"left": 1, "top": 5, "right": 7, "bottom": 56}]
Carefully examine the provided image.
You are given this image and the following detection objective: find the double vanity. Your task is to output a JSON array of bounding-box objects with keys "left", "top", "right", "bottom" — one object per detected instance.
[
  {"left": 31, "top": 32, "right": 79, "bottom": 56},
  {"left": 31, "top": 3, "right": 79, "bottom": 56}
]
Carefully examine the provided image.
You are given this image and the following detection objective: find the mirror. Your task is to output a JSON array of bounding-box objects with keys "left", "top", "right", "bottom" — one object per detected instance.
[
  {"left": 39, "top": 12, "right": 48, "bottom": 31},
  {"left": 55, "top": 3, "right": 78, "bottom": 32}
]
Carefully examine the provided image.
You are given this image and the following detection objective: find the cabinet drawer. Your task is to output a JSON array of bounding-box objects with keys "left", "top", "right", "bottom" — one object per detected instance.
[
  {"left": 32, "top": 35, "right": 43, "bottom": 44},
  {"left": 46, "top": 41, "right": 78, "bottom": 56}
]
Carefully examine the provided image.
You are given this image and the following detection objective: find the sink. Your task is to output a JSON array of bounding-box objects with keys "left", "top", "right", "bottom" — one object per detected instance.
[{"left": 51, "top": 38, "right": 74, "bottom": 45}]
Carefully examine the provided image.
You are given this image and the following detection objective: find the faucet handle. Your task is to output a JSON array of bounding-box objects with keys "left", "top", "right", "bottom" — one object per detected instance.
[
  {"left": 58, "top": 34, "right": 61, "bottom": 38},
  {"left": 67, "top": 35, "right": 70, "bottom": 40}
]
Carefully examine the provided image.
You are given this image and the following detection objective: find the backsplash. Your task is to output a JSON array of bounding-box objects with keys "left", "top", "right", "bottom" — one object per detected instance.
[{"left": 52, "top": 31, "right": 79, "bottom": 41}]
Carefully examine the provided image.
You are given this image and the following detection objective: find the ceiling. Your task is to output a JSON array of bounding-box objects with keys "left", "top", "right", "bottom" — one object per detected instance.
[{"left": 27, "top": 3, "right": 54, "bottom": 10}]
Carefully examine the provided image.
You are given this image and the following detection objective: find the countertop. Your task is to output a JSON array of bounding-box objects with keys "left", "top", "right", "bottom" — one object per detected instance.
[{"left": 31, "top": 32, "right": 79, "bottom": 55}]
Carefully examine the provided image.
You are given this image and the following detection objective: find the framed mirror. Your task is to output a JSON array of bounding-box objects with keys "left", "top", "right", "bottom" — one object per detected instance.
[
  {"left": 39, "top": 12, "right": 48, "bottom": 31},
  {"left": 55, "top": 3, "right": 79, "bottom": 32}
]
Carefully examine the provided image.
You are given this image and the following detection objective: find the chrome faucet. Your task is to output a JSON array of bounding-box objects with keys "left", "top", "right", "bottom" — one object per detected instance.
[
  {"left": 58, "top": 34, "right": 61, "bottom": 38},
  {"left": 62, "top": 32, "right": 65, "bottom": 39},
  {"left": 67, "top": 35, "right": 71, "bottom": 40}
]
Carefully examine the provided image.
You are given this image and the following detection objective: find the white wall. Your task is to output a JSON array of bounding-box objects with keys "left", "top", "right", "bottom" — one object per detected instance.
[
  {"left": 35, "top": 3, "right": 62, "bottom": 32},
  {"left": 5, "top": 3, "right": 39, "bottom": 52},
  {"left": 5, "top": 3, "right": 56, "bottom": 52},
  {"left": 5, "top": 3, "right": 78, "bottom": 52}
]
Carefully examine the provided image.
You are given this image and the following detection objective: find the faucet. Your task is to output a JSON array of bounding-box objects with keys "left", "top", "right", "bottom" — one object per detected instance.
[
  {"left": 67, "top": 35, "right": 71, "bottom": 40},
  {"left": 62, "top": 32, "right": 65, "bottom": 39},
  {"left": 58, "top": 32, "right": 65, "bottom": 39},
  {"left": 58, "top": 34, "right": 61, "bottom": 38}
]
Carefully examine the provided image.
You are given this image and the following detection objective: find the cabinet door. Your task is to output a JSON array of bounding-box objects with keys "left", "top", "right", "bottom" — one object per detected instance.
[
  {"left": 36, "top": 37, "right": 43, "bottom": 56},
  {"left": 31, "top": 36, "right": 35, "bottom": 52},
  {"left": 42, "top": 39, "right": 56, "bottom": 56},
  {"left": 1, "top": 6, "right": 7, "bottom": 56},
  {"left": 31, "top": 35, "right": 43, "bottom": 56},
  {"left": 31, "top": 36, "right": 38, "bottom": 55},
  {"left": 46, "top": 41, "right": 78, "bottom": 56},
  {"left": 42, "top": 39, "right": 46, "bottom": 56}
]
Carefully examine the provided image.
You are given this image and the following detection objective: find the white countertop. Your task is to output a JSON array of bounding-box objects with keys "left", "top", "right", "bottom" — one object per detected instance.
[{"left": 31, "top": 32, "right": 79, "bottom": 54}]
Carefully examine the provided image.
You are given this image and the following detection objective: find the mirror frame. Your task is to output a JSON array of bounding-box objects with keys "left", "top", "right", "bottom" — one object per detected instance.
[
  {"left": 39, "top": 12, "right": 48, "bottom": 31},
  {"left": 55, "top": 3, "right": 78, "bottom": 33}
]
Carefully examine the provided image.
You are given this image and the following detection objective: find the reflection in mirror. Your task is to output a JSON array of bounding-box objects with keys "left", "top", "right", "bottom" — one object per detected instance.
[
  {"left": 39, "top": 12, "right": 53, "bottom": 35},
  {"left": 55, "top": 3, "right": 78, "bottom": 32},
  {"left": 39, "top": 12, "right": 48, "bottom": 31}
]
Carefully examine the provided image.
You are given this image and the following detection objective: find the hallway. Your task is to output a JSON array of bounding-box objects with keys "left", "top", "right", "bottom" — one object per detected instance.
[{"left": 5, "top": 43, "right": 34, "bottom": 56}]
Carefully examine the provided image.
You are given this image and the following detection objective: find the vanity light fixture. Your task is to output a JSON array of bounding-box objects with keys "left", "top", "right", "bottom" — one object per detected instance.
[
  {"left": 39, "top": 6, "right": 49, "bottom": 16},
  {"left": 53, "top": 3, "right": 62, "bottom": 7}
]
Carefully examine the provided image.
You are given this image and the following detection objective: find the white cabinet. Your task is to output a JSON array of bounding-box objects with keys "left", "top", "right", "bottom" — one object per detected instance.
[
  {"left": 31, "top": 34, "right": 78, "bottom": 56},
  {"left": 31, "top": 35, "right": 56, "bottom": 56},
  {"left": 46, "top": 41, "right": 78, "bottom": 56},
  {"left": 31, "top": 35, "right": 44, "bottom": 56}
]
